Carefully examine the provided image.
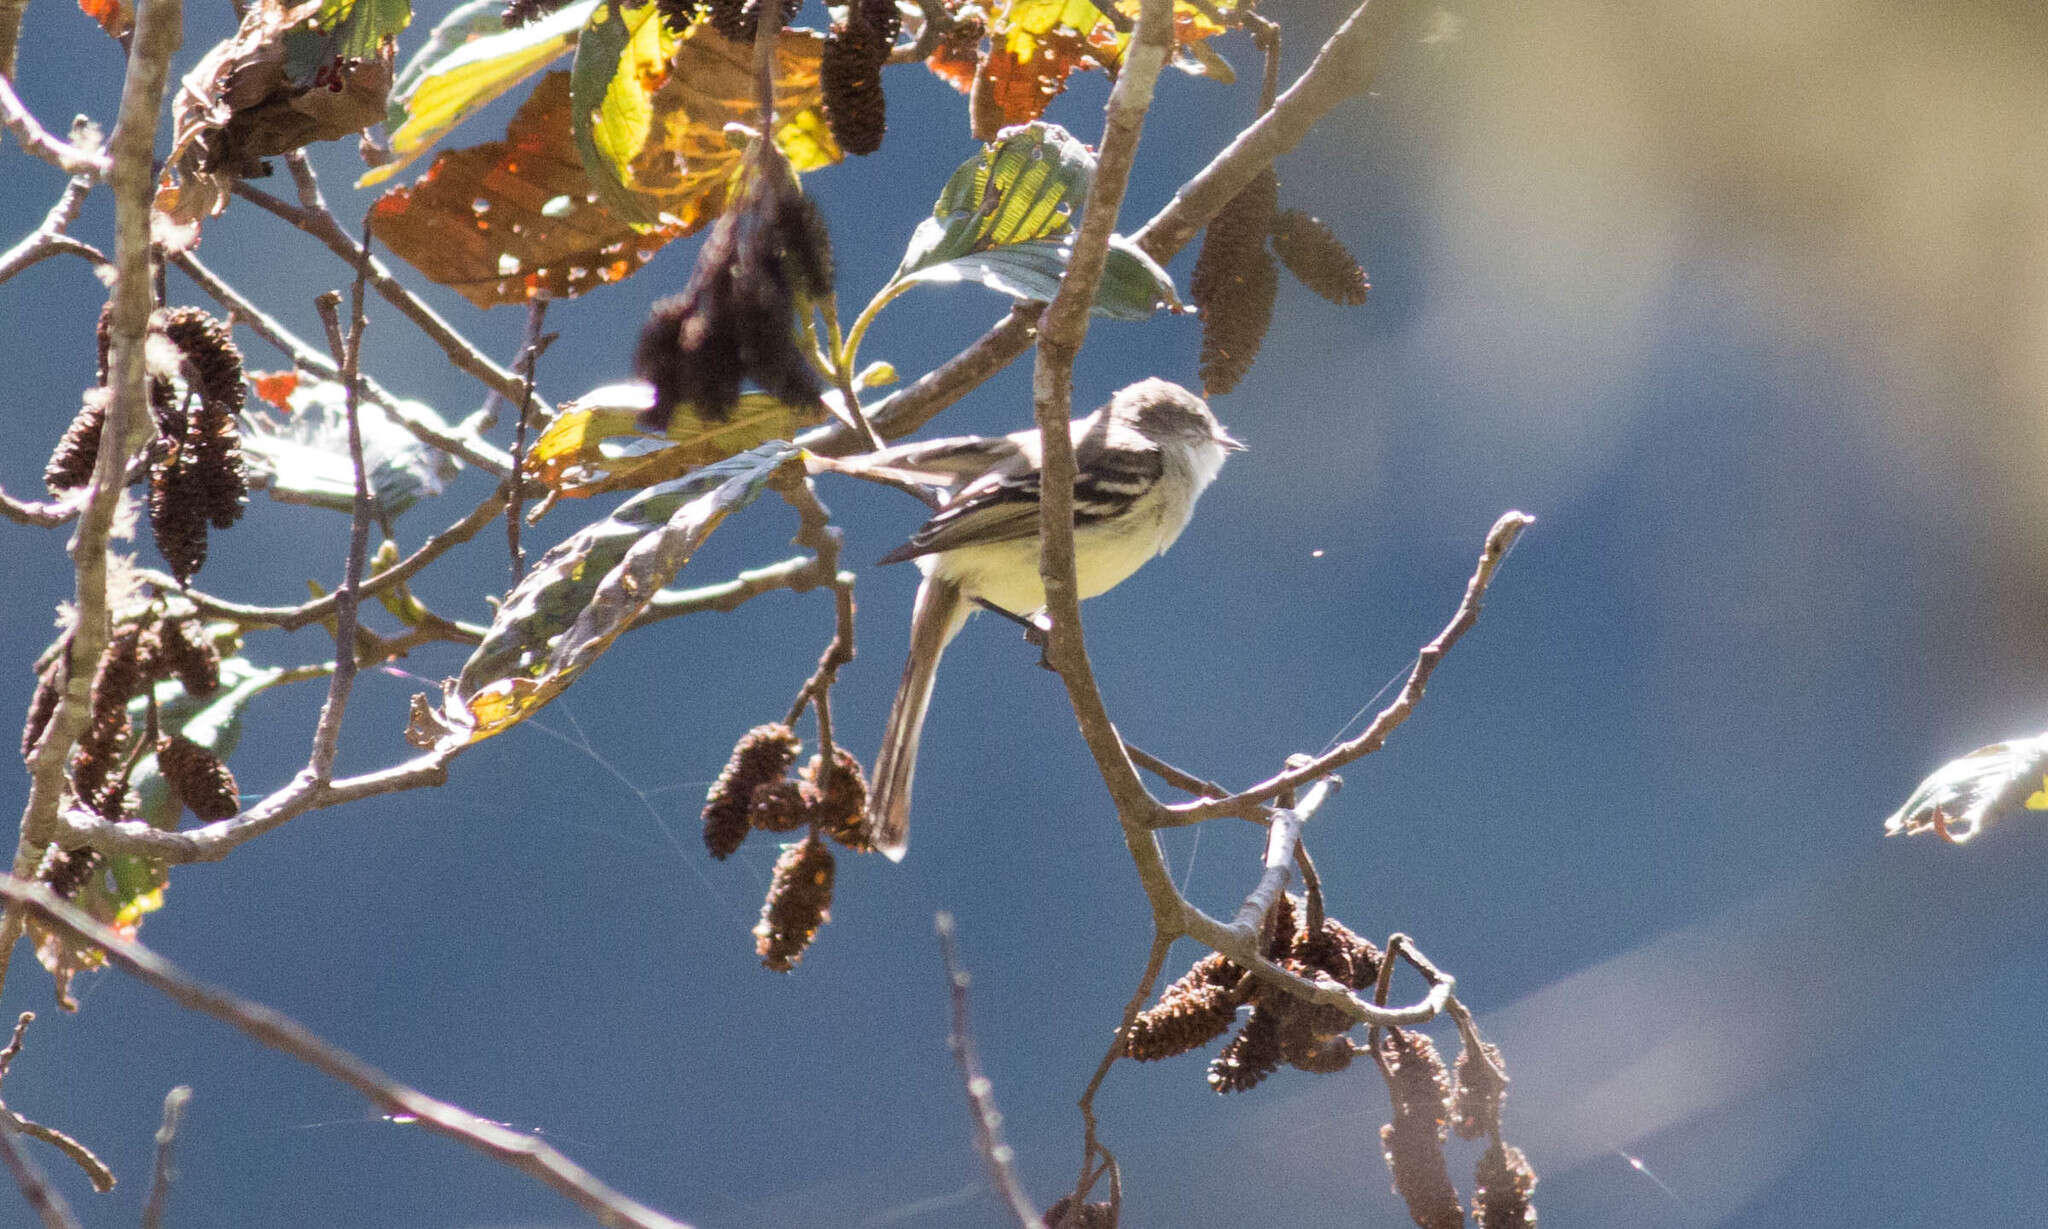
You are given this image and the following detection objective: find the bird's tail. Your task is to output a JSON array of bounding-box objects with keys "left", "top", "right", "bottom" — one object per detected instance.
[{"left": 867, "top": 576, "right": 968, "bottom": 862}]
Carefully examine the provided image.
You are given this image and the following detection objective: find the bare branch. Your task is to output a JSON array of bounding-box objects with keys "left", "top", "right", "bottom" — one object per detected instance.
[
  {"left": 305, "top": 230, "right": 378, "bottom": 783},
  {"left": 237, "top": 159, "right": 527, "bottom": 405},
  {"left": 630, "top": 553, "right": 839, "bottom": 628},
  {"left": 169, "top": 251, "right": 513, "bottom": 476},
  {"left": 0, "top": 488, "right": 83, "bottom": 529},
  {"left": 1180, "top": 905, "right": 1452, "bottom": 1029},
  {"left": 1133, "top": 0, "right": 1421, "bottom": 264},
  {"left": 1166, "top": 510, "right": 1532, "bottom": 824},
  {"left": 140, "top": 1086, "right": 192, "bottom": 1229},
  {"left": 0, "top": 176, "right": 107, "bottom": 286},
  {"left": 1070, "top": 933, "right": 1170, "bottom": 1215},
  {"left": 1228, "top": 774, "right": 1338, "bottom": 933},
  {"left": 3, "top": 0, "right": 181, "bottom": 999},
  {"left": 936, "top": 913, "right": 1045, "bottom": 1229},
  {"left": 0, "top": 75, "right": 108, "bottom": 177},
  {"left": 0, "top": 1115, "right": 83, "bottom": 1229},
  {"left": 506, "top": 299, "right": 551, "bottom": 579},
  {"left": 0, "top": 878, "right": 696, "bottom": 1229}
]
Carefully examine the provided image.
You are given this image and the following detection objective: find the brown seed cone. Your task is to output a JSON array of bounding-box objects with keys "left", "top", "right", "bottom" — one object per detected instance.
[
  {"left": 1286, "top": 1034, "right": 1357, "bottom": 1074},
  {"left": 156, "top": 307, "right": 246, "bottom": 419},
  {"left": 157, "top": 733, "right": 241, "bottom": 820},
  {"left": 21, "top": 656, "right": 65, "bottom": 762},
  {"left": 755, "top": 834, "right": 835, "bottom": 971},
  {"left": 150, "top": 450, "right": 212, "bottom": 585},
  {"left": 705, "top": 0, "right": 800, "bottom": 42},
  {"left": 1272, "top": 209, "right": 1369, "bottom": 306},
  {"left": 802, "top": 749, "right": 868, "bottom": 835},
  {"left": 1126, "top": 976, "right": 1243, "bottom": 1061},
  {"left": 1295, "top": 914, "right": 1382, "bottom": 991},
  {"left": 70, "top": 622, "right": 146, "bottom": 813},
  {"left": 1044, "top": 1195, "right": 1117, "bottom": 1229},
  {"left": 822, "top": 7, "right": 889, "bottom": 156},
  {"left": 38, "top": 845, "right": 104, "bottom": 901},
  {"left": 1377, "top": 1028, "right": 1463, "bottom": 1229},
  {"left": 1207, "top": 1000, "right": 1283, "bottom": 1093},
  {"left": 45, "top": 393, "right": 109, "bottom": 494},
  {"left": 859, "top": 0, "right": 902, "bottom": 44},
  {"left": 149, "top": 616, "right": 221, "bottom": 698},
  {"left": 702, "top": 723, "right": 802, "bottom": 859},
  {"left": 1262, "top": 890, "right": 1299, "bottom": 960},
  {"left": 1451, "top": 1039, "right": 1509, "bottom": 1140},
  {"left": 1472, "top": 1141, "right": 1538, "bottom": 1228},
  {"left": 504, "top": 0, "right": 581, "bottom": 26},
  {"left": 1192, "top": 168, "right": 1279, "bottom": 395},
  {"left": 749, "top": 778, "right": 813, "bottom": 832}
]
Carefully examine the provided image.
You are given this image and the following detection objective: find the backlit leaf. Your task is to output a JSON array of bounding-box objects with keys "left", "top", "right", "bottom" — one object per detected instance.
[
  {"left": 370, "top": 71, "right": 687, "bottom": 307},
  {"left": 314, "top": 0, "right": 412, "bottom": 59},
  {"left": 359, "top": 0, "right": 595, "bottom": 187},
  {"left": 572, "top": 10, "right": 840, "bottom": 231},
  {"left": 77, "top": 0, "right": 133, "bottom": 39},
  {"left": 238, "top": 371, "right": 456, "bottom": 516},
  {"left": 1885, "top": 731, "right": 2048, "bottom": 844},
  {"left": 411, "top": 445, "right": 796, "bottom": 749},
  {"left": 527, "top": 381, "right": 828, "bottom": 502}
]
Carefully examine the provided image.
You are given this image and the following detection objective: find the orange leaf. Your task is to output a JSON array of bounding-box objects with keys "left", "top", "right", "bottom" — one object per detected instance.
[
  {"left": 77, "top": 0, "right": 134, "bottom": 39},
  {"left": 975, "top": 31, "right": 1100, "bottom": 131},
  {"left": 369, "top": 71, "right": 686, "bottom": 308},
  {"left": 248, "top": 369, "right": 300, "bottom": 411}
]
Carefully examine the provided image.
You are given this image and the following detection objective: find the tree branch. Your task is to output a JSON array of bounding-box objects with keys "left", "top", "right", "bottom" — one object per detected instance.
[
  {"left": 0, "top": 75, "right": 109, "bottom": 177},
  {"left": 139, "top": 1086, "right": 192, "bottom": 1229},
  {"left": 936, "top": 913, "right": 1044, "bottom": 1229},
  {"left": 2, "top": 0, "right": 181, "bottom": 1000},
  {"left": 1165, "top": 510, "right": 1531, "bottom": 824},
  {"left": 0, "top": 176, "right": 107, "bottom": 286},
  {"left": 0, "top": 1115, "right": 83, "bottom": 1229},
  {"left": 0, "top": 878, "right": 696, "bottom": 1229}
]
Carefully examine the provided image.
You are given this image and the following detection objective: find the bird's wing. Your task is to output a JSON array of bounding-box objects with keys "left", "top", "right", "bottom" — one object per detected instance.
[{"left": 876, "top": 462, "right": 1044, "bottom": 564}]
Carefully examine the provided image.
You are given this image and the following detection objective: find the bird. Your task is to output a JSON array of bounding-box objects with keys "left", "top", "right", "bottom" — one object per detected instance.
[{"left": 841, "top": 377, "right": 1243, "bottom": 861}]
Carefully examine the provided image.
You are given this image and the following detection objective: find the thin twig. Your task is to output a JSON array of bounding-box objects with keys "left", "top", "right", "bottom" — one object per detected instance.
[
  {"left": 0, "top": 487, "right": 80, "bottom": 529},
  {"left": 0, "top": 1115, "right": 83, "bottom": 1229},
  {"left": 1228, "top": 775, "right": 1338, "bottom": 933},
  {"left": 0, "top": 1014, "right": 27, "bottom": 1080},
  {"left": 629, "top": 552, "right": 839, "bottom": 628},
  {"left": 0, "top": 878, "right": 696, "bottom": 1229},
  {"left": 1069, "top": 933, "right": 1170, "bottom": 1216},
  {"left": 0, "top": 74, "right": 108, "bottom": 176},
  {"left": 1133, "top": 0, "right": 1420, "bottom": 263},
  {"left": 770, "top": 470, "right": 854, "bottom": 770},
  {"left": 305, "top": 226, "right": 378, "bottom": 783},
  {"left": 1166, "top": 510, "right": 1531, "bottom": 824},
  {"left": 170, "top": 251, "right": 512, "bottom": 476},
  {"left": 139, "top": 1085, "right": 192, "bottom": 1229},
  {"left": 236, "top": 158, "right": 527, "bottom": 405},
  {"left": 936, "top": 913, "right": 1045, "bottom": 1229},
  {"left": 2, "top": 0, "right": 181, "bottom": 1001},
  {"left": 506, "top": 298, "right": 552, "bottom": 580},
  {"left": 0, "top": 176, "right": 107, "bottom": 286}
]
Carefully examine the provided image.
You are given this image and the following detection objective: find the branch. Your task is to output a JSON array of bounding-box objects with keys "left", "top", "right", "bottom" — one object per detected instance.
[
  {"left": 631, "top": 553, "right": 838, "bottom": 627},
  {"left": 236, "top": 160, "right": 527, "bottom": 405},
  {"left": 1132, "top": 0, "right": 1420, "bottom": 263},
  {"left": 2, "top": 0, "right": 181, "bottom": 999},
  {"left": 170, "top": 251, "right": 513, "bottom": 477},
  {"left": 1227, "top": 773, "right": 1337, "bottom": 933},
  {"left": 1165, "top": 510, "right": 1531, "bottom": 824},
  {"left": 0, "top": 176, "right": 107, "bottom": 286},
  {"left": 1028, "top": 0, "right": 1179, "bottom": 913},
  {"left": 49, "top": 748, "right": 459, "bottom": 865},
  {"left": 0, "top": 75, "right": 108, "bottom": 177},
  {"left": 138, "top": 483, "right": 511, "bottom": 630},
  {"left": 1180, "top": 905, "right": 1452, "bottom": 1029},
  {"left": 936, "top": 913, "right": 1044, "bottom": 1229},
  {"left": 0, "top": 878, "right": 696, "bottom": 1229},
  {"left": 139, "top": 1086, "right": 192, "bottom": 1229},
  {"left": 801, "top": 307, "right": 1044, "bottom": 457},
  {"left": 0, "top": 1115, "right": 83, "bottom": 1229},
  {"left": 0, "top": 1014, "right": 114, "bottom": 1195}
]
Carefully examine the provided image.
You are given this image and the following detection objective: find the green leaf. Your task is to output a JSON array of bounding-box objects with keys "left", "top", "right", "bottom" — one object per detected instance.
[
  {"left": 569, "top": 0, "right": 679, "bottom": 228},
  {"left": 239, "top": 375, "right": 458, "bottom": 519},
  {"left": 314, "top": 0, "right": 413, "bottom": 60},
  {"left": 362, "top": 0, "right": 595, "bottom": 187},
  {"left": 414, "top": 444, "right": 797, "bottom": 748},
  {"left": 884, "top": 121, "right": 1177, "bottom": 319}
]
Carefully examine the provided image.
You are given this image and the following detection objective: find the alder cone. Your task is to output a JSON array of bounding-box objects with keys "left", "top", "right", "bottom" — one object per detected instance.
[
  {"left": 157, "top": 733, "right": 240, "bottom": 820},
  {"left": 38, "top": 845, "right": 104, "bottom": 900},
  {"left": 748, "top": 778, "right": 812, "bottom": 832},
  {"left": 1271, "top": 209, "right": 1369, "bottom": 306},
  {"left": 1207, "top": 1000, "right": 1283, "bottom": 1093},
  {"left": 755, "top": 834, "right": 835, "bottom": 971},
  {"left": 150, "top": 450, "right": 213, "bottom": 585},
  {"left": 157, "top": 307, "right": 249, "bottom": 529},
  {"left": 149, "top": 616, "right": 221, "bottom": 698},
  {"left": 1191, "top": 169, "right": 1279, "bottom": 395},
  {"left": 1044, "top": 1196, "right": 1116, "bottom": 1229},
  {"left": 702, "top": 723, "right": 802, "bottom": 858},
  {"left": 821, "top": 20, "right": 888, "bottom": 156},
  {"left": 44, "top": 394, "right": 108, "bottom": 494}
]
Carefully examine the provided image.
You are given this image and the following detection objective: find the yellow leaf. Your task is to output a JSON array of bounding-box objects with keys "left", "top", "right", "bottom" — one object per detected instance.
[
  {"left": 2026, "top": 776, "right": 2048, "bottom": 809},
  {"left": 527, "top": 388, "right": 828, "bottom": 502}
]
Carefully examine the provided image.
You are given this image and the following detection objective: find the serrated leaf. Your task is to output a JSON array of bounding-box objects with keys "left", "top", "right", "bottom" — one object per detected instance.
[
  {"left": 886, "top": 124, "right": 1176, "bottom": 318},
  {"left": 414, "top": 444, "right": 796, "bottom": 749},
  {"left": 360, "top": 0, "right": 594, "bottom": 187},
  {"left": 370, "top": 72, "right": 686, "bottom": 306},
  {"left": 571, "top": 11, "right": 840, "bottom": 232},
  {"left": 1885, "top": 731, "right": 2048, "bottom": 844},
  {"left": 314, "top": 0, "right": 412, "bottom": 60},
  {"left": 238, "top": 372, "right": 456, "bottom": 517},
  {"left": 526, "top": 381, "right": 827, "bottom": 501}
]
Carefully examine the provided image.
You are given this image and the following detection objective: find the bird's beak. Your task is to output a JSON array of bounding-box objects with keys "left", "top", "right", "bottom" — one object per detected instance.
[{"left": 1218, "top": 428, "right": 1248, "bottom": 452}]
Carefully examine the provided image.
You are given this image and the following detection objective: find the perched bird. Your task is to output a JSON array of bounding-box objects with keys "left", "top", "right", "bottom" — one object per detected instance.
[{"left": 844, "top": 378, "right": 1243, "bottom": 861}]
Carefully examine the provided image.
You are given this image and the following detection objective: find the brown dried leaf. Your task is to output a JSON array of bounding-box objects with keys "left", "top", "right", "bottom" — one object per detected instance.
[{"left": 370, "top": 72, "right": 686, "bottom": 308}]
